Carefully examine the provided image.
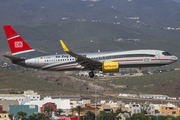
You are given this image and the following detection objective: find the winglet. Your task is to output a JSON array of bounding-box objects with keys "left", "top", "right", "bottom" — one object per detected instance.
[{"left": 60, "top": 40, "right": 70, "bottom": 53}]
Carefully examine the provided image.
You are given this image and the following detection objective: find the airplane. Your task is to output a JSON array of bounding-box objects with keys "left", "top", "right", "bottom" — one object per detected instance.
[{"left": 3, "top": 25, "right": 178, "bottom": 78}]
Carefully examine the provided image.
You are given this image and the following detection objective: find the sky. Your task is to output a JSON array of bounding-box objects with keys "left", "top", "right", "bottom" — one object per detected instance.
[{"left": 173, "top": 0, "right": 180, "bottom": 3}]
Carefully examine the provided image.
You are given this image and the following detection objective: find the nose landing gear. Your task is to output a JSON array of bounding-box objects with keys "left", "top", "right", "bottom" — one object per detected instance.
[{"left": 89, "top": 71, "right": 94, "bottom": 78}]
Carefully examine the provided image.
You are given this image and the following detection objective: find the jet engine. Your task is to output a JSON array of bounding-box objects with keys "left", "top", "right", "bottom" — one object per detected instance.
[{"left": 102, "top": 62, "right": 119, "bottom": 73}]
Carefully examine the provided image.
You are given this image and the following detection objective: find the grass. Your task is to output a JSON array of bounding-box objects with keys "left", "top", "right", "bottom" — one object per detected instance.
[
  {"left": 0, "top": 68, "right": 88, "bottom": 95},
  {"left": 109, "top": 70, "right": 180, "bottom": 96}
]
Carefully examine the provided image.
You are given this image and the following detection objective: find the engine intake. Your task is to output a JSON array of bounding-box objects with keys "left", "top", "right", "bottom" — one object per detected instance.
[{"left": 102, "top": 62, "right": 119, "bottom": 73}]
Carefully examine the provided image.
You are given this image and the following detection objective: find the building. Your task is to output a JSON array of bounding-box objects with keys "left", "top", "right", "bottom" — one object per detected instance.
[
  {"left": 24, "top": 96, "right": 71, "bottom": 115},
  {"left": 156, "top": 103, "right": 180, "bottom": 117},
  {"left": 0, "top": 100, "right": 18, "bottom": 112},
  {"left": 50, "top": 95, "right": 81, "bottom": 101},
  {"left": 0, "top": 105, "right": 2, "bottom": 113},
  {"left": 41, "top": 102, "right": 57, "bottom": 115},
  {"left": 0, "top": 113, "right": 10, "bottom": 120},
  {"left": 116, "top": 112, "right": 130, "bottom": 120},
  {"left": 0, "top": 90, "right": 40, "bottom": 105},
  {"left": 100, "top": 100, "right": 106, "bottom": 104},
  {"left": 98, "top": 105, "right": 112, "bottom": 113},
  {"left": 0, "top": 94, "right": 26, "bottom": 105},
  {"left": 153, "top": 95, "right": 169, "bottom": 100},
  {"left": 72, "top": 104, "right": 98, "bottom": 117},
  {"left": 76, "top": 98, "right": 91, "bottom": 105},
  {"left": 9, "top": 105, "right": 38, "bottom": 118},
  {"left": 125, "top": 103, "right": 141, "bottom": 115},
  {"left": 23, "top": 90, "right": 40, "bottom": 101},
  {"left": 140, "top": 104, "right": 155, "bottom": 115}
]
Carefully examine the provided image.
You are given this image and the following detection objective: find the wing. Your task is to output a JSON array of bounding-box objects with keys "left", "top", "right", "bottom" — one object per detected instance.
[{"left": 60, "top": 40, "right": 102, "bottom": 70}]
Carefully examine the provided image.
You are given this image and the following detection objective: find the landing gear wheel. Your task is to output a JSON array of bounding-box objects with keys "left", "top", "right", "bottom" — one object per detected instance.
[{"left": 89, "top": 72, "right": 94, "bottom": 78}]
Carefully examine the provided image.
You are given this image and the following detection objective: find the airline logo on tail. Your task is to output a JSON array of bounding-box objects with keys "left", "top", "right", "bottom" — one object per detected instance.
[
  {"left": 15, "top": 41, "right": 23, "bottom": 48},
  {"left": 3, "top": 25, "right": 35, "bottom": 55}
]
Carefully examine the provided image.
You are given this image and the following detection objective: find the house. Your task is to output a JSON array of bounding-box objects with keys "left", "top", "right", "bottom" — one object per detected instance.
[
  {"left": 0, "top": 100, "right": 18, "bottom": 112},
  {"left": 72, "top": 104, "right": 98, "bottom": 117},
  {"left": 125, "top": 103, "right": 141, "bottom": 115},
  {"left": 156, "top": 103, "right": 180, "bottom": 117},
  {"left": 0, "top": 105, "right": 2, "bottom": 113},
  {"left": 140, "top": 104, "right": 155, "bottom": 115},
  {"left": 100, "top": 100, "right": 106, "bottom": 104},
  {"left": 0, "top": 113, "right": 10, "bottom": 120},
  {"left": 98, "top": 105, "right": 111, "bottom": 113},
  {"left": 117, "top": 101, "right": 125, "bottom": 107},
  {"left": 116, "top": 112, "right": 130, "bottom": 120},
  {"left": 41, "top": 102, "right": 57, "bottom": 115},
  {"left": 23, "top": 90, "right": 40, "bottom": 101}
]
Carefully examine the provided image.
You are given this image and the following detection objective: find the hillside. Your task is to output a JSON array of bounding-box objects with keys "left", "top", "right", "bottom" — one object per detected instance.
[
  {"left": 110, "top": 70, "right": 180, "bottom": 97},
  {"left": 1, "top": 0, "right": 180, "bottom": 28},
  {"left": 0, "top": 68, "right": 87, "bottom": 95},
  {"left": 1, "top": 67, "right": 180, "bottom": 98}
]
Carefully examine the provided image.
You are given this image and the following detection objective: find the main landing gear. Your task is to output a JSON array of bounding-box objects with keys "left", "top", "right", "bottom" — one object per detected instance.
[{"left": 89, "top": 71, "right": 94, "bottom": 78}]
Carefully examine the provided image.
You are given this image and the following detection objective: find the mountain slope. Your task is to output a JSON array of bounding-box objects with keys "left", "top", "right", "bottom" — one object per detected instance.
[
  {"left": 0, "top": 68, "right": 87, "bottom": 95},
  {"left": 1, "top": 0, "right": 180, "bottom": 28},
  {"left": 111, "top": 70, "right": 180, "bottom": 97},
  {"left": 1, "top": 67, "right": 180, "bottom": 97}
]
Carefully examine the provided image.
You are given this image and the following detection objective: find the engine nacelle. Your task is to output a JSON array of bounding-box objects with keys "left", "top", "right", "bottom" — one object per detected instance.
[{"left": 102, "top": 62, "right": 119, "bottom": 73}]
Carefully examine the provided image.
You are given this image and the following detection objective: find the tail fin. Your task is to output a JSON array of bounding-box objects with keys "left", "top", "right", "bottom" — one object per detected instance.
[{"left": 3, "top": 25, "right": 35, "bottom": 55}]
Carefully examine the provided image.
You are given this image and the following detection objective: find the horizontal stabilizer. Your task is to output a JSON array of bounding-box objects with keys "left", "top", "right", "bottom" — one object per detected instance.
[{"left": 3, "top": 55, "right": 25, "bottom": 62}]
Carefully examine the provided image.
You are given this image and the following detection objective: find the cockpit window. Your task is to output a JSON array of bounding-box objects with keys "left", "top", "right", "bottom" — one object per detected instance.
[{"left": 162, "top": 52, "right": 172, "bottom": 56}]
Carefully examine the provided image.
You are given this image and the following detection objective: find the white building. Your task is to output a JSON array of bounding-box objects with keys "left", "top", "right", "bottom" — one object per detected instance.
[
  {"left": 0, "top": 90, "right": 40, "bottom": 105},
  {"left": 119, "top": 93, "right": 128, "bottom": 97},
  {"left": 24, "top": 96, "right": 71, "bottom": 113},
  {"left": 153, "top": 95, "right": 169, "bottom": 100},
  {"left": 24, "top": 90, "right": 40, "bottom": 101},
  {"left": 125, "top": 103, "right": 141, "bottom": 115},
  {"left": 0, "top": 94, "right": 25, "bottom": 105},
  {"left": 100, "top": 100, "right": 106, "bottom": 104}
]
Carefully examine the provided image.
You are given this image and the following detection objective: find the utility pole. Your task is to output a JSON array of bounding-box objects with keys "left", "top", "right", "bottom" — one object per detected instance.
[{"left": 95, "top": 84, "right": 97, "bottom": 120}]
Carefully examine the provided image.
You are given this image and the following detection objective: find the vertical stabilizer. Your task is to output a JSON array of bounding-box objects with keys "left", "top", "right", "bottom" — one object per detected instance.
[{"left": 3, "top": 25, "right": 35, "bottom": 55}]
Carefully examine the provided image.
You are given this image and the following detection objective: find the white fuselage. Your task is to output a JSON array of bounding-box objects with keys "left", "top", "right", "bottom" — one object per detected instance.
[{"left": 22, "top": 49, "right": 178, "bottom": 71}]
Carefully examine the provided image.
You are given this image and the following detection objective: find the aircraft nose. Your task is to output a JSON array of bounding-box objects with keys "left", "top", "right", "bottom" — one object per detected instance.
[{"left": 172, "top": 56, "right": 178, "bottom": 61}]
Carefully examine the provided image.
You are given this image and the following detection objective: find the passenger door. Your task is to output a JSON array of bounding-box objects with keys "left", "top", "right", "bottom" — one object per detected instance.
[
  {"left": 155, "top": 52, "right": 160, "bottom": 60},
  {"left": 35, "top": 58, "right": 39, "bottom": 66}
]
